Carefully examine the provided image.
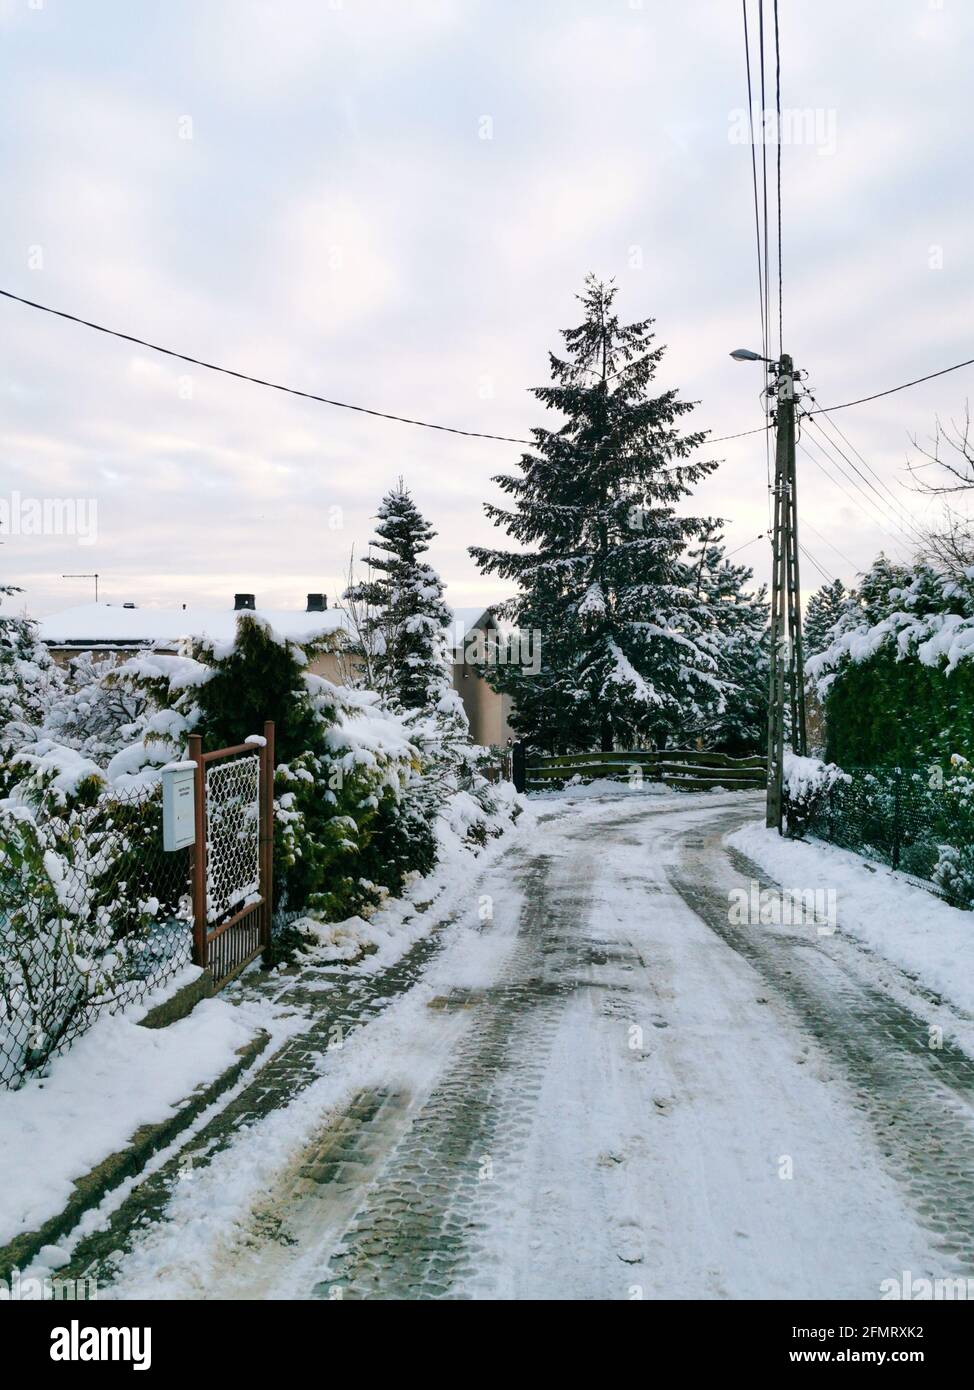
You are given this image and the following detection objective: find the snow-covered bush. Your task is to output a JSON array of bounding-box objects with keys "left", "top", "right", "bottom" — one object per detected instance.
[
  {"left": 0, "top": 743, "right": 190, "bottom": 1084},
  {"left": 43, "top": 651, "right": 150, "bottom": 764},
  {"left": 807, "top": 557, "right": 974, "bottom": 767},
  {"left": 781, "top": 752, "right": 849, "bottom": 839},
  {"left": 0, "top": 585, "right": 60, "bottom": 790},
  {"left": 931, "top": 756, "right": 974, "bottom": 908}
]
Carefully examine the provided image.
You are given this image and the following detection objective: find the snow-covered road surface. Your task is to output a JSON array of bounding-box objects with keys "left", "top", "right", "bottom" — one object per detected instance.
[{"left": 93, "top": 791, "right": 973, "bottom": 1300}]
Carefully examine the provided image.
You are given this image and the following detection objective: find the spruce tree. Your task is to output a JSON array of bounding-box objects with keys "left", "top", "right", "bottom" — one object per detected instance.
[
  {"left": 802, "top": 578, "right": 849, "bottom": 658},
  {"left": 470, "top": 276, "right": 726, "bottom": 753},
  {"left": 345, "top": 481, "right": 454, "bottom": 713},
  {"left": 855, "top": 553, "right": 912, "bottom": 624},
  {"left": 684, "top": 530, "right": 769, "bottom": 753}
]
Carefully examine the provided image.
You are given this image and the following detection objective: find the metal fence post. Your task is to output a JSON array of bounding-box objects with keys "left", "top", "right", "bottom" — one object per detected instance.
[
  {"left": 512, "top": 740, "right": 526, "bottom": 794},
  {"left": 891, "top": 767, "right": 902, "bottom": 871},
  {"left": 188, "top": 733, "right": 207, "bottom": 968},
  {"left": 261, "top": 720, "right": 275, "bottom": 949}
]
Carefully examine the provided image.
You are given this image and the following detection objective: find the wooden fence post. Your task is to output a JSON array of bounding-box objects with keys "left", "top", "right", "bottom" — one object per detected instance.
[
  {"left": 188, "top": 733, "right": 207, "bottom": 968},
  {"left": 511, "top": 740, "right": 526, "bottom": 794}
]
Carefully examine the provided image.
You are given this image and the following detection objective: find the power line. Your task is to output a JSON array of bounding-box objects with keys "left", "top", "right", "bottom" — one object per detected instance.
[
  {"left": 796, "top": 435, "right": 914, "bottom": 556},
  {"left": 798, "top": 541, "right": 834, "bottom": 584},
  {"left": 758, "top": 1, "right": 771, "bottom": 381},
  {"left": 804, "top": 357, "right": 974, "bottom": 415},
  {"left": 726, "top": 531, "right": 767, "bottom": 557},
  {"left": 798, "top": 426, "right": 909, "bottom": 539},
  {"left": 3, "top": 286, "right": 973, "bottom": 452},
  {"left": 800, "top": 517, "right": 858, "bottom": 571},
  {"left": 0, "top": 287, "right": 533, "bottom": 446},
  {"left": 742, "top": 1, "right": 767, "bottom": 366},
  {"left": 741, "top": 1, "right": 774, "bottom": 524},
  {"left": 805, "top": 390, "right": 916, "bottom": 519},
  {"left": 773, "top": 0, "right": 783, "bottom": 357},
  {"left": 802, "top": 412, "right": 927, "bottom": 546}
]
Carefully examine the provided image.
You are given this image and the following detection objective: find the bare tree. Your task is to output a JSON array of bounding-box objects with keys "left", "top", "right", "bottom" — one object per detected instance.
[
  {"left": 908, "top": 402, "right": 974, "bottom": 495},
  {"left": 908, "top": 403, "right": 974, "bottom": 579},
  {"left": 915, "top": 505, "right": 974, "bottom": 580}
]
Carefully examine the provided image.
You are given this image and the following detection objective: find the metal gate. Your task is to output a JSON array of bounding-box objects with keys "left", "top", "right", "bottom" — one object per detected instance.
[{"left": 188, "top": 721, "right": 274, "bottom": 987}]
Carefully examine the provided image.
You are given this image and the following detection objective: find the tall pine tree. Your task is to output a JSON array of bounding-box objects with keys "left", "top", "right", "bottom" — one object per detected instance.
[
  {"left": 684, "top": 529, "right": 769, "bottom": 753},
  {"left": 802, "top": 578, "right": 849, "bottom": 658},
  {"left": 471, "top": 276, "right": 727, "bottom": 753},
  {"left": 345, "top": 481, "right": 454, "bottom": 714}
]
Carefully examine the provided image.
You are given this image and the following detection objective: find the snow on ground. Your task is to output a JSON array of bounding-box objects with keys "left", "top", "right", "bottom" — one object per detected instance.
[
  {"left": 93, "top": 792, "right": 948, "bottom": 1300},
  {"left": 528, "top": 776, "right": 671, "bottom": 802},
  {"left": 0, "top": 994, "right": 266, "bottom": 1249},
  {"left": 728, "top": 821, "right": 974, "bottom": 1018},
  {"left": 92, "top": 856, "right": 532, "bottom": 1298},
  {"left": 2, "top": 784, "right": 528, "bottom": 1265}
]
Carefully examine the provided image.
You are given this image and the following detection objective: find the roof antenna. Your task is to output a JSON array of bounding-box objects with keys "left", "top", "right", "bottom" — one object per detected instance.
[{"left": 62, "top": 572, "right": 99, "bottom": 602}]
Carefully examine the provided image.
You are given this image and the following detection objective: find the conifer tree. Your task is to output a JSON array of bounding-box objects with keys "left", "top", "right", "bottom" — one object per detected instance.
[
  {"left": 471, "top": 276, "right": 727, "bottom": 752},
  {"left": 1, "top": 583, "right": 58, "bottom": 783},
  {"left": 684, "top": 530, "right": 769, "bottom": 753},
  {"left": 802, "top": 578, "right": 849, "bottom": 658},
  {"left": 345, "top": 481, "right": 454, "bottom": 713}
]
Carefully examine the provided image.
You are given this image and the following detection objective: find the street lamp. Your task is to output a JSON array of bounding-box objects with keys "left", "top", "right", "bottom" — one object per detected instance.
[{"left": 730, "top": 347, "right": 776, "bottom": 363}]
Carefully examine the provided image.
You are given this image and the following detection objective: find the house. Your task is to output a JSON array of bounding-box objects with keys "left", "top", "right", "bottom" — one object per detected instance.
[{"left": 36, "top": 592, "right": 515, "bottom": 748}]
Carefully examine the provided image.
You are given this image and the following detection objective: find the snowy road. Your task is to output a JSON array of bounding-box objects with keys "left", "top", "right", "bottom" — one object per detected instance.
[{"left": 94, "top": 791, "right": 974, "bottom": 1301}]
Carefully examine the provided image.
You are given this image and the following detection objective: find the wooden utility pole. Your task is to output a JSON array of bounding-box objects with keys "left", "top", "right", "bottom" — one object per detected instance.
[{"left": 766, "top": 353, "right": 807, "bottom": 830}]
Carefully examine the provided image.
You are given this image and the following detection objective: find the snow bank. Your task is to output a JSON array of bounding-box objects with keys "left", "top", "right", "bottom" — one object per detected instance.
[
  {"left": 529, "top": 776, "right": 671, "bottom": 802},
  {"left": 727, "top": 820, "right": 974, "bottom": 1016},
  {"left": 0, "top": 997, "right": 259, "bottom": 1248}
]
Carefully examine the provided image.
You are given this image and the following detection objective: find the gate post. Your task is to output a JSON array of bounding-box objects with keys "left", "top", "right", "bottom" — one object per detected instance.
[
  {"left": 260, "top": 720, "right": 275, "bottom": 949},
  {"left": 188, "top": 733, "right": 207, "bottom": 968},
  {"left": 512, "top": 740, "right": 526, "bottom": 794}
]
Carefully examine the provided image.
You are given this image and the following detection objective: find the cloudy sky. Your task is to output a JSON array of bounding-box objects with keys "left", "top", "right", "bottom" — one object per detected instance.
[{"left": 1, "top": 0, "right": 971, "bottom": 619}]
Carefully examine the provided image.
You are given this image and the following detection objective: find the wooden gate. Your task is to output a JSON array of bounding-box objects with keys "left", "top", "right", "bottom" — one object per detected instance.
[{"left": 188, "top": 721, "right": 274, "bottom": 987}]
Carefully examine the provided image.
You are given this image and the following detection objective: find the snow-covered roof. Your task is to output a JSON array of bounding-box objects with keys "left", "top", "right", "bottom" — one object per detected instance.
[
  {"left": 37, "top": 601, "right": 498, "bottom": 651},
  {"left": 449, "top": 606, "right": 494, "bottom": 633},
  {"left": 37, "top": 601, "right": 349, "bottom": 650}
]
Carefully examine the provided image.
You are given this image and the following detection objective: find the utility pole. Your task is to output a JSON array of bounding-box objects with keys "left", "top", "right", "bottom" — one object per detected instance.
[{"left": 765, "top": 353, "right": 807, "bottom": 831}]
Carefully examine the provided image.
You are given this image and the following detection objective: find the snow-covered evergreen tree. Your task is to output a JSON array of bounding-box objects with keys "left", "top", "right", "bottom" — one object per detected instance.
[
  {"left": 0, "top": 584, "right": 59, "bottom": 785},
  {"left": 802, "top": 578, "right": 849, "bottom": 658},
  {"left": 684, "top": 530, "right": 769, "bottom": 753},
  {"left": 854, "top": 553, "right": 913, "bottom": 624},
  {"left": 471, "top": 276, "right": 727, "bottom": 752},
  {"left": 345, "top": 481, "right": 454, "bottom": 714}
]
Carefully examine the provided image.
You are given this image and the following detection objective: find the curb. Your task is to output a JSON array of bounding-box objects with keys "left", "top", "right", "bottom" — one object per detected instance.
[{"left": 0, "top": 1028, "right": 270, "bottom": 1282}]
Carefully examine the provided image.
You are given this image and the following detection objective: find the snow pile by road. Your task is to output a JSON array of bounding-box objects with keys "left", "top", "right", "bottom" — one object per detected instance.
[
  {"left": 529, "top": 777, "right": 671, "bottom": 802},
  {"left": 0, "top": 994, "right": 266, "bottom": 1249},
  {"left": 728, "top": 820, "right": 974, "bottom": 1016}
]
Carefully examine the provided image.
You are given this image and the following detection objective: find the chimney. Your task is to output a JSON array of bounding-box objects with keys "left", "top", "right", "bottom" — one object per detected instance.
[
  {"left": 306, "top": 592, "right": 327, "bottom": 612},
  {"left": 234, "top": 593, "right": 256, "bottom": 611}
]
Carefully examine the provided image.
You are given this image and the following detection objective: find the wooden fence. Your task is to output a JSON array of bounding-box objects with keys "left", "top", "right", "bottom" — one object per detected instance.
[{"left": 516, "top": 746, "right": 767, "bottom": 794}]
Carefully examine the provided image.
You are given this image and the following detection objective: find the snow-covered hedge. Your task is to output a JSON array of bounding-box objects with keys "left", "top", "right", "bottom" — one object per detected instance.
[
  {"left": 806, "top": 559, "right": 974, "bottom": 767},
  {"left": 781, "top": 751, "right": 849, "bottom": 839}
]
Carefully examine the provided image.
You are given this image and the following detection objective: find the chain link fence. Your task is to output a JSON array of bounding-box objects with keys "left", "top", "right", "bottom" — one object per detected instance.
[
  {"left": 0, "top": 782, "right": 193, "bottom": 1090},
  {"left": 806, "top": 765, "right": 974, "bottom": 907}
]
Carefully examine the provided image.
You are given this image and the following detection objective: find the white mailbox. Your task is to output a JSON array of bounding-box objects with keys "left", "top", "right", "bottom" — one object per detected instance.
[{"left": 162, "top": 763, "right": 197, "bottom": 851}]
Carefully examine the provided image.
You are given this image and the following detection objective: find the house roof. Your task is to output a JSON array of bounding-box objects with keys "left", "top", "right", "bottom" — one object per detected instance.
[
  {"left": 37, "top": 601, "right": 349, "bottom": 650},
  {"left": 37, "top": 601, "right": 496, "bottom": 651}
]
